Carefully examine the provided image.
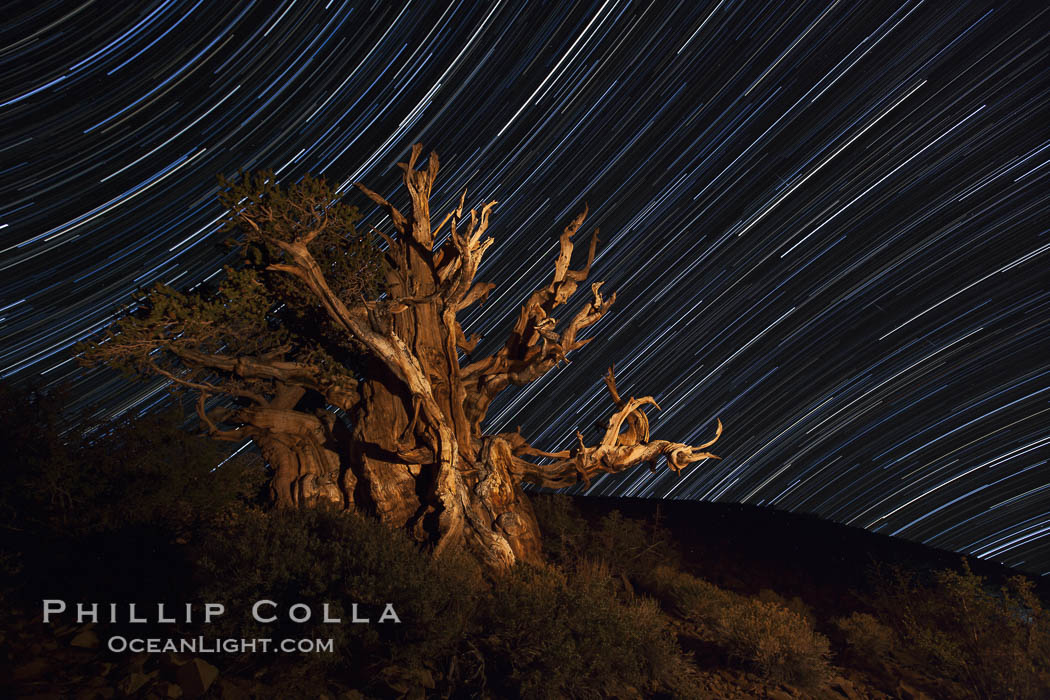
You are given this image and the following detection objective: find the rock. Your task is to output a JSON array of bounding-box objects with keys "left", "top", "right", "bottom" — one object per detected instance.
[
  {"left": 127, "top": 652, "right": 150, "bottom": 671},
  {"left": 896, "top": 681, "right": 932, "bottom": 700},
  {"left": 159, "top": 652, "right": 190, "bottom": 677},
  {"left": 830, "top": 676, "right": 861, "bottom": 700},
  {"left": 611, "top": 684, "right": 642, "bottom": 700},
  {"left": 74, "top": 689, "right": 116, "bottom": 700},
  {"left": 13, "top": 658, "right": 48, "bottom": 681},
  {"left": 70, "top": 629, "right": 100, "bottom": 649},
  {"left": 376, "top": 665, "right": 411, "bottom": 693},
  {"left": 159, "top": 682, "right": 184, "bottom": 698},
  {"left": 118, "top": 672, "right": 153, "bottom": 695},
  {"left": 216, "top": 679, "right": 250, "bottom": 700},
  {"left": 175, "top": 658, "right": 218, "bottom": 698},
  {"left": 766, "top": 690, "right": 793, "bottom": 700},
  {"left": 376, "top": 664, "right": 435, "bottom": 695},
  {"left": 75, "top": 690, "right": 116, "bottom": 700}
]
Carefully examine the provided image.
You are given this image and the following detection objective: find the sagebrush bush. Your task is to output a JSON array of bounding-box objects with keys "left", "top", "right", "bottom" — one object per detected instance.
[
  {"left": 636, "top": 565, "right": 737, "bottom": 629},
  {"left": 195, "top": 505, "right": 480, "bottom": 683},
  {"left": 532, "top": 496, "right": 680, "bottom": 579},
  {"left": 475, "top": 562, "right": 686, "bottom": 699},
  {"left": 757, "top": 588, "right": 816, "bottom": 628},
  {"left": 872, "top": 560, "right": 1050, "bottom": 699},
  {"left": 833, "top": 611, "right": 896, "bottom": 660},
  {"left": 717, "top": 598, "right": 831, "bottom": 688},
  {"left": 634, "top": 566, "right": 831, "bottom": 687}
]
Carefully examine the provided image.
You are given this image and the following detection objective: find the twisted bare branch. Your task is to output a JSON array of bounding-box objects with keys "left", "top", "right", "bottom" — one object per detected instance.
[
  {"left": 460, "top": 213, "right": 613, "bottom": 429},
  {"left": 495, "top": 366, "right": 722, "bottom": 488}
]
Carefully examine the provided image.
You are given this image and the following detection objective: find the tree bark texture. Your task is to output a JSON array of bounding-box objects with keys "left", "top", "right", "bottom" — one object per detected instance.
[{"left": 121, "top": 145, "right": 723, "bottom": 573}]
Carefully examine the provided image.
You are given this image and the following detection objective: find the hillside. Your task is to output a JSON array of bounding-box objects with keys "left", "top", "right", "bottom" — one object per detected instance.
[
  {"left": 3, "top": 488, "right": 1048, "bottom": 699},
  {"left": 573, "top": 495, "right": 1050, "bottom": 612}
]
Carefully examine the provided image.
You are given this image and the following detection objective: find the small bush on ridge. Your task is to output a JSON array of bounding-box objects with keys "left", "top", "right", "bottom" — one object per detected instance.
[
  {"left": 717, "top": 597, "right": 831, "bottom": 688},
  {"left": 872, "top": 560, "right": 1050, "bottom": 699},
  {"left": 833, "top": 611, "right": 896, "bottom": 661},
  {"left": 637, "top": 564, "right": 736, "bottom": 629},
  {"left": 475, "top": 562, "right": 686, "bottom": 699},
  {"left": 195, "top": 505, "right": 480, "bottom": 687}
]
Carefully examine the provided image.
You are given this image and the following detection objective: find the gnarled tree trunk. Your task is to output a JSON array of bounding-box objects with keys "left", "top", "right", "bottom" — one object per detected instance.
[
  {"left": 254, "top": 145, "right": 721, "bottom": 573},
  {"left": 95, "top": 144, "right": 723, "bottom": 575}
]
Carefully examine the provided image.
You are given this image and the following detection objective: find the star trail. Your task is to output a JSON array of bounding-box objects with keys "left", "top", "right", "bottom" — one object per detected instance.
[{"left": 1, "top": 2, "right": 1048, "bottom": 572}]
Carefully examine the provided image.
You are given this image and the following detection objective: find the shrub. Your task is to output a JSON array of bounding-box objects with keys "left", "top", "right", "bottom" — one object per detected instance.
[
  {"left": 531, "top": 495, "right": 681, "bottom": 581},
  {"left": 194, "top": 505, "right": 480, "bottom": 687},
  {"left": 757, "top": 588, "right": 816, "bottom": 628},
  {"left": 833, "top": 611, "right": 896, "bottom": 659},
  {"left": 0, "top": 390, "right": 266, "bottom": 606},
  {"left": 474, "top": 562, "right": 686, "bottom": 699},
  {"left": 531, "top": 494, "right": 591, "bottom": 565},
  {"left": 0, "top": 384, "right": 264, "bottom": 539},
  {"left": 717, "top": 598, "right": 831, "bottom": 688},
  {"left": 637, "top": 565, "right": 737, "bottom": 629},
  {"left": 873, "top": 560, "right": 1050, "bottom": 699},
  {"left": 71, "top": 411, "right": 266, "bottom": 535},
  {"left": 589, "top": 508, "right": 681, "bottom": 578},
  {"left": 635, "top": 565, "right": 832, "bottom": 688}
]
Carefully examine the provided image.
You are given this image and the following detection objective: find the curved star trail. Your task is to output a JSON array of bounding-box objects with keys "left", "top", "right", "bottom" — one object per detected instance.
[{"left": 1, "top": 2, "right": 1047, "bottom": 572}]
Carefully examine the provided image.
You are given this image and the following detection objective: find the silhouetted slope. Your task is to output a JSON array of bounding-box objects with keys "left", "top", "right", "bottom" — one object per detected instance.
[{"left": 573, "top": 496, "right": 1050, "bottom": 617}]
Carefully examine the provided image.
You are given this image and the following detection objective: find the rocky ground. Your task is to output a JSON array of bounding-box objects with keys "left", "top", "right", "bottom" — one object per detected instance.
[
  {"left": 1, "top": 605, "right": 954, "bottom": 699},
  {"left": 664, "top": 615, "right": 954, "bottom": 700},
  {"left": 4, "top": 496, "right": 1045, "bottom": 698},
  {"left": 3, "top": 615, "right": 382, "bottom": 699}
]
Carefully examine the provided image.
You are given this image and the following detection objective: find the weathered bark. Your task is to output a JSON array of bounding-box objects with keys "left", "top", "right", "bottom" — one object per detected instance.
[
  {"left": 339, "top": 149, "right": 546, "bottom": 570},
  {"left": 90, "top": 144, "right": 723, "bottom": 575},
  {"left": 290, "top": 146, "right": 718, "bottom": 572},
  {"left": 190, "top": 384, "right": 348, "bottom": 509}
]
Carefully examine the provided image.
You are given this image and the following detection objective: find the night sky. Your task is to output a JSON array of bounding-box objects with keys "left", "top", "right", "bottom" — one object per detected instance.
[{"left": 2, "top": 2, "right": 1048, "bottom": 573}]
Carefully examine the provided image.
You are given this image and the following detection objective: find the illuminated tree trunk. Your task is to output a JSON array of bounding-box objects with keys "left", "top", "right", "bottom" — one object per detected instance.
[
  {"left": 340, "top": 226, "right": 547, "bottom": 568},
  {"left": 348, "top": 375, "right": 545, "bottom": 570},
  {"left": 90, "top": 144, "right": 723, "bottom": 575},
  {"left": 299, "top": 146, "right": 721, "bottom": 572}
]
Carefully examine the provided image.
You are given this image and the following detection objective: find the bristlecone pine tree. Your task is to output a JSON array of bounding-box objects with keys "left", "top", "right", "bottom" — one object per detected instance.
[{"left": 82, "top": 145, "right": 722, "bottom": 573}]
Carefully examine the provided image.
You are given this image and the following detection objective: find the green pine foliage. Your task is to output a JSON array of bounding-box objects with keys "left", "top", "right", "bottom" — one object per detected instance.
[{"left": 76, "top": 170, "right": 386, "bottom": 397}]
